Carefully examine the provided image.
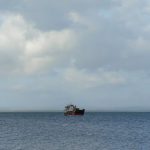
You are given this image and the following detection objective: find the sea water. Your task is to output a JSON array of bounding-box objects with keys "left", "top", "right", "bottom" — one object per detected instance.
[{"left": 0, "top": 112, "right": 149, "bottom": 150}]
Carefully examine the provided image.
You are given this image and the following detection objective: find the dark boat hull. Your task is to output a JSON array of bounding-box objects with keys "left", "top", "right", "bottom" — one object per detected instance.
[{"left": 64, "top": 109, "right": 85, "bottom": 116}]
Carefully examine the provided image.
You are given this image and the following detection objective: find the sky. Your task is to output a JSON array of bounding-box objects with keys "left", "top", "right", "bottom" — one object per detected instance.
[{"left": 0, "top": 0, "right": 150, "bottom": 111}]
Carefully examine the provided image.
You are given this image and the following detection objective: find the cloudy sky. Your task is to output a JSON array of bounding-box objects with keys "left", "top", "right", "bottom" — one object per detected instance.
[{"left": 0, "top": 0, "right": 150, "bottom": 111}]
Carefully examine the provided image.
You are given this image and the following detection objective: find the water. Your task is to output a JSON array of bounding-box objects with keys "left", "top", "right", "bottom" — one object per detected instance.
[{"left": 0, "top": 112, "right": 149, "bottom": 150}]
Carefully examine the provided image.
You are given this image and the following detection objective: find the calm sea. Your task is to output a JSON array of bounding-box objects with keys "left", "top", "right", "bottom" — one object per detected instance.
[{"left": 0, "top": 112, "right": 149, "bottom": 150}]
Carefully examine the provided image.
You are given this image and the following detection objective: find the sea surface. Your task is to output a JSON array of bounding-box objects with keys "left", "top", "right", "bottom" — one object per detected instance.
[{"left": 0, "top": 112, "right": 150, "bottom": 150}]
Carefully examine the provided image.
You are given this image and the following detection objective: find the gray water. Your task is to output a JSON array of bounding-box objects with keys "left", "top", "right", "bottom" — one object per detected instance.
[{"left": 0, "top": 112, "right": 150, "bottom": 150}]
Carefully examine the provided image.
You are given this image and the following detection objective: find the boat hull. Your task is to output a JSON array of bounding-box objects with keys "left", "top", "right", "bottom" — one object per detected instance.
[{"left": 64, "top": 109, "right": 85, "bottom": 116}]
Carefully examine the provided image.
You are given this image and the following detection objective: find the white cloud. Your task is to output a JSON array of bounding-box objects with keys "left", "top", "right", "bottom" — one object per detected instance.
[
  {"left": 0, "top": 13, "right": 77, "bottom": 75},
  {"left": 24, "top": 29, "right": 76, "bottom": 74},
  {"left": 63, "top": 67, "right": 126, "bottom": 88}
]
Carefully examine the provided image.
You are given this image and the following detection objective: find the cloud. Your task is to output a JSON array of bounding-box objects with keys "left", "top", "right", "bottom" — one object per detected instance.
[
  {"left": 0, "top": 0, "right": 150, "bottom": 111},
  {"left": 0, "top": 13, "right": 76, "bottom": 75},
  {"left": 24, "top": 29, "right": 76, "bottom": 74},
  {"left": 68, "top": 11, "right": 94, "bottom": 30},
  {"left": 63, "top": 67, "right": 126, "bottom": 88}
]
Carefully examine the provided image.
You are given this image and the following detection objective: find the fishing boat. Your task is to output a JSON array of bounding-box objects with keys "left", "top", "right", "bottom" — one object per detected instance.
[{"left": 64, "top": 104, "right": 85, "bottom": 116}]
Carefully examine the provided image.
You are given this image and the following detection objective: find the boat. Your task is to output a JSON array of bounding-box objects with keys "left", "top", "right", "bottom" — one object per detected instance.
[{"left": 64, "top": 104, "right": 85, "bottom": 116}]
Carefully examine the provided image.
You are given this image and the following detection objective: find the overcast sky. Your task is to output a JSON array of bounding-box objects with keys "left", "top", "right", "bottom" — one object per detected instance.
[{"left": 0, "top": 0, "right": 150, "bottom": 111}]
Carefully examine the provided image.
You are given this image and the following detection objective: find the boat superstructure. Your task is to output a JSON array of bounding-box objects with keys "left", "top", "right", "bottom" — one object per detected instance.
[{"left": 64, "top": 104, "right": 85, "bottom": 116}]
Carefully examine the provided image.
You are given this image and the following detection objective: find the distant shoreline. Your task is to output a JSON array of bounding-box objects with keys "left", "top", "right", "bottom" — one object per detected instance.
[{"left": 0, "top": 111, "right": 150, "bottom": 113}]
